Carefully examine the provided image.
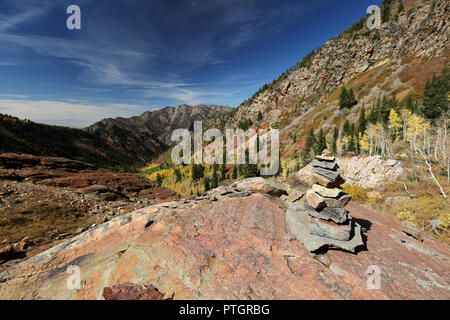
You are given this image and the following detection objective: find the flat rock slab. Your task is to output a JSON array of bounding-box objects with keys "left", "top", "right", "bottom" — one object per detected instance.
[
  {"left": 296, "top": 165, "right": 345, "bottom": 188},
  {"left": 306, "top": 190, "right": 352, "bottom": 209},
  {"left": 311, "top": 160, "right": 338, "bottom": 171},
  {"left": 306, "top": 190, "right": 327, "bottom": 210},
  {"left": 312, "top": 184, "right": 343, "bottom": 198},
  {"left": 308, "top": 217, "right": 352, "bottom": 241},
  {"left": 324, "top": 194, "right": 352, "bottom": 209},
  {"left": 232, "top": 177, "right": 288, "bottom": 197},
  {"left": 286, "top": 191, "right": 305, "bottom": 203},
  {"left": 304, "top": 201, "right": 348, "bottom": 224},
  {"left": 286, "top": 204, "right": 363, "bottom": 253},
  {"left": 315, "top": 155, "right": 336, "bottom": 162},
  {"left": 313, "top": 167, "right": 341, "bottom": 181}
]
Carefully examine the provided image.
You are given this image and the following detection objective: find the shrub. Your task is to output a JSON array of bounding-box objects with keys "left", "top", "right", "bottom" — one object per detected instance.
[
  {"left": 392, "top": 195, "right": 449, "bottom": 244},
  {"left": 342, "top": 184, "right": 368, "bottom": 203}
]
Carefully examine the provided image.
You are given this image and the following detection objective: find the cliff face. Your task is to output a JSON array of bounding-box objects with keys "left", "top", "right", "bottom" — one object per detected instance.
[
  {"left": 1, "top": 178, "right": 448, "bottom": 300},
  {"left": 210, "top": 0, "right": 449, "bottom": 153}
]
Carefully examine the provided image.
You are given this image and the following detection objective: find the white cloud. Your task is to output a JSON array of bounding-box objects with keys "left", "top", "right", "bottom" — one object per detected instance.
[
  {"left": 0, "top": 1, "right": 54, "bottom": 32},
  {"left": 0, "top": 99, "right": 143, "bottom": 128}
]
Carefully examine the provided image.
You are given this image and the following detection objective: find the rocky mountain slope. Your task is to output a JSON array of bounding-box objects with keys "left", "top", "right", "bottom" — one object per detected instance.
[
  {"left": 0, "top": 114, "right": 140, "bottom": 170},
  {"left": 1, "top": 176, "right": 448, "bottom": 300},
  {"left": 209, "top": 0, "right": 449, "bottom": 156},
  {"left": 0, "top": 105, "right": 230, "bottom": 170},
  {"left": 86, "top": 104, "right": 232, "bottom": 157}
]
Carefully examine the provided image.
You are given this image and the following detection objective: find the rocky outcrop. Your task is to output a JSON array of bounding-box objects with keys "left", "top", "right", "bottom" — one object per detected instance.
[
  {"left": 1, "top": 177, "right": 449, "bottom": 300},
  {"left": 86, "top": 104, "right": 232, "bottom": 154},
  {"left": 336, "top": 155, "right": 404, "bottom": 188}
]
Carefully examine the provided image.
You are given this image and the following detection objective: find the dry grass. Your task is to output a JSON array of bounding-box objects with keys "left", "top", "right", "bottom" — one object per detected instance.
[{"left": 0, "top": 201, "right": 86, "bottom": 243}]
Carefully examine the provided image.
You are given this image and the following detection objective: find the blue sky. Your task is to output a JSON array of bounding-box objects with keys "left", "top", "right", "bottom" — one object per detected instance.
[{"left": 0, "top": 0, "right": 381, "bottom": 127}]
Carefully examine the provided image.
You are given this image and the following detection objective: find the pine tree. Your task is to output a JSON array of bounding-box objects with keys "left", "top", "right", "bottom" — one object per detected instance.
[
  {"left": 192, "top": 164, "right": 205, "bottom": 181},
  {"left": 242, "top": 149, "right": 258, "bottom": 178},
  {"left": 368, "top": 104, "right": 377, "bottom": 124},
  {"left": 314, "top": 129, "right": 327, "bottom": 155},
  {"left": 348, "top": 88, "right": 357, "bottom": 108},
  {"left": 380, "top": 95, "right": 390, "bottom": 123},
  {"left": 381, "top": 0, "right": 393, "bottom": 23},
  {"left": 156, "top": 173, "right": 162, "bottom": 186},
  {"left": 358, "top": 107, "right": 367, "bottom": 133},
  {"left": 347, "top": 134, "right": 356, "bottom": 153},
  {"left": 398, "top": 1, "right": 404, "bottom": 14},
  {"left": 203, "top": 177, "right": 210, "bottom": 192},
  {"left": 421, "top": 68, "right": 449, "bottom": 121},
  {"left": 220, "top": 164, "right": 227, "bottom": 181},
  {"left": 257, "top": 111, "right": 263, "bottom": 121},
  {"left": 339, "top": 87, "right": 348, "bottom": 110},
  {"left": 405, "top": 94, "right": 416, "bottom": 113},
  {"left": 343, "top": 120, "right": 351, "bottom": 136},
  {"left": 332, "top": 127, "right": 338, "bottom": 155},
  {"left": 356, "top": 133, "right": 361, "bottom": 154},
  {"left": 232, "top": 165, "right": 238, "bottom": 179},
  {"left": 305, "top": 128, "right": 316, "bottom": 152},
  {"left": 174, "top": 168, "right": 182, "bottom": 182},
  {"left": 211, "top": 171, "right": 218, "bottom": 189}
]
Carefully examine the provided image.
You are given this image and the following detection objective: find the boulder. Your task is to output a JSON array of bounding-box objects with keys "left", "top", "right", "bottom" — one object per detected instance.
[
  {"left": 286, "top": 190, "right": 305, "bottom": 203},
  {"left": 324, "top": 193, "right": 352, "bottom": 209},
  {"left": 296, "top": 165, "right": 345, "bottom": 188},
  {"left": 312, "top": 184, "right": 343, "bottom": 198},
  {"left": 286, "top": 204, "right": 363, "bottom": 253},
  {"left": 231, "top": 177, "right": 288, "bottom": 197},
  {"left": 311, "top": 160, "right": 338, "bottom": 171},
  {"left": 336, "top": 156, "right": 404, "bottom": 188},
  {"left": 306, "top": 190, "right": 351, "bottom": 209},
  {"left": 303, "top": 202, "right": 348, "bottom": 224},
  {"left": 308, "top": 217, "right": 352, "bottom": 241},
  {"left": 306, "top": 190, "right": 327, "bottom": 210}
]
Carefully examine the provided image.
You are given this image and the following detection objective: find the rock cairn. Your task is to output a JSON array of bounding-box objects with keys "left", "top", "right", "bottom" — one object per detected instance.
[{"left": 286, "top": 150, "right": 364, "bottom": 254}]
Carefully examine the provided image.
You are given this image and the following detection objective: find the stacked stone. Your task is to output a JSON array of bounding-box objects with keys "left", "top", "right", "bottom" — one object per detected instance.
[{"left": 303, "top": 150, "right": 356, "bottom": 244}]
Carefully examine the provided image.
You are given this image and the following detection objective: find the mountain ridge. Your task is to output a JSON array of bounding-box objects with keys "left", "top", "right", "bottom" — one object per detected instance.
[{"left": 0, "top": 104, "right": 231, "bottom": 170}]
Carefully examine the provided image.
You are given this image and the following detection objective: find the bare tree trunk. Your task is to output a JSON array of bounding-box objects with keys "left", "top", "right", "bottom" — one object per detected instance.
[{"left": 417, "top": 149, "right": 447, "bottom": 199}]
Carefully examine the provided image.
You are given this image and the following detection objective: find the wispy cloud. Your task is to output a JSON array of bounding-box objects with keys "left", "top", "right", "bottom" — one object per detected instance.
[
  {"left": 0, "top": 0, "right": 326, "bottom": 112},
  {"left": 0, "top": 0, "right": 55, "bottom": 32}
]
